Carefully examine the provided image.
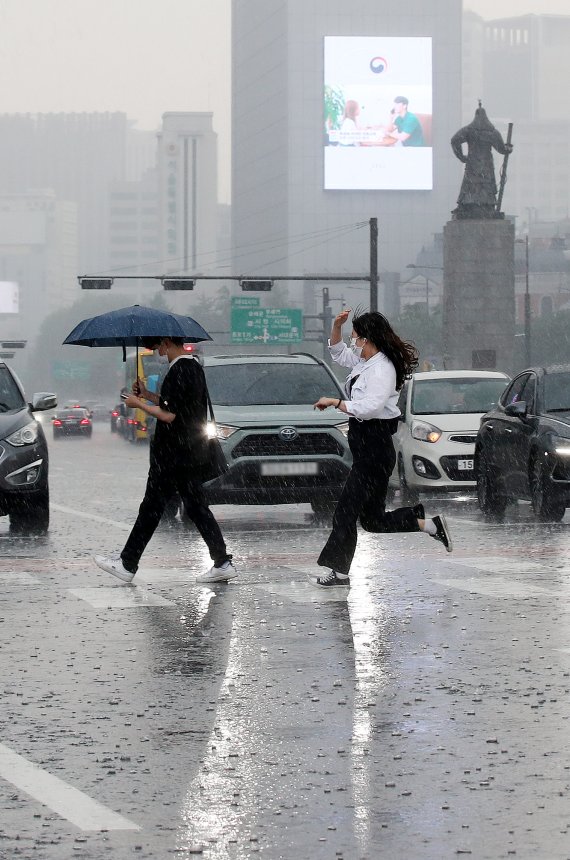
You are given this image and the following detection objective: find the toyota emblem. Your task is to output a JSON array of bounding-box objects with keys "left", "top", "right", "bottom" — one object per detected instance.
[{"left": 279, "top": 426, "right": 298, "bottom": 442}]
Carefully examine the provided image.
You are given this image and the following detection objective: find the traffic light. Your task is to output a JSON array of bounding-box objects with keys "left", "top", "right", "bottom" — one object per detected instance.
[
  {"left": 79, "top": 278, "right": 113, "bottom": 290},
  {"left": 239, "top": 279, "right": 273, "bottom": 291},
  {"left": 162, "top": 279, "right": 196, "bottom": 291}
]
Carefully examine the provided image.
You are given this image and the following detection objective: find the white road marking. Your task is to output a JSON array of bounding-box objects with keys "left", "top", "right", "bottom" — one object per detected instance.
[
  {"left": 136, "top": 567, "right": 195, "bottom": 584},
  {"left": 51, "top": 504, "right": 131, "bottom": 531},
  {"left": 448, "top": 556, "right": 548, "bottom": 574},
  {"left": 432, "top": 576, "right": 552, "bottom": 598},
  {"left": 0, "top": 572, "right": 41, "bottom": 585},
  {"left": 0, "top": 742, "right": 140, "bottom": 831},
  {"left": 69, "top": 587, "right": 175, "bottom": 608}
]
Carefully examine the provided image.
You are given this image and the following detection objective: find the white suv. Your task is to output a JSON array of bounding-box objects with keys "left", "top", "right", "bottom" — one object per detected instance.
[{"left": 389, "top": 370, "right": 509, "bottom": 503}]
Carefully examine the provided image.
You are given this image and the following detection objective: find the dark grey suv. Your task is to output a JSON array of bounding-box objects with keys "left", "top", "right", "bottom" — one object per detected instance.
[
  {"left": 201, "top": 353, "right": 352, "bottom": 515},
  {"left": 0, "top": 363, "right": 56, "bottom": 533}
]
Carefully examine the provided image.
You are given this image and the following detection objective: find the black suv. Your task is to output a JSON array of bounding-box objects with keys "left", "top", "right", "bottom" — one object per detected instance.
[
  {"left": 200, "top": 353, "right": 352, "bottom": 515},
  {"left": 475, "top": 364, "right": 570, "bottom": 521},
  {"left": 0, "top": 363, "right": 56, "bottom": 533}
]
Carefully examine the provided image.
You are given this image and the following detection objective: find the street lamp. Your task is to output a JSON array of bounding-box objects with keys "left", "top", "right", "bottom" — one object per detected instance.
[
  {"left": 405, "top": 264, "right": 443, "bottom": 314},
  {"left": 515, "top": 236, "right": 531, "bottom": 366}
]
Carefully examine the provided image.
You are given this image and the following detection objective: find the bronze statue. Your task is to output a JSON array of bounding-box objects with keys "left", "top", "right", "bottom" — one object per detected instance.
[{"left": 451, "top": 104, "right": 513, "bottom": 219}]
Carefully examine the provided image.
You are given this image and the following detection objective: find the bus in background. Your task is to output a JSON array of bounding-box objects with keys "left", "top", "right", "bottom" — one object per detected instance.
[
  {"left": 123, "top": 348, "right": 164, "bottom": 442},
  {"left": 122, "top": 343, "right": 201, "bottom": 442}
]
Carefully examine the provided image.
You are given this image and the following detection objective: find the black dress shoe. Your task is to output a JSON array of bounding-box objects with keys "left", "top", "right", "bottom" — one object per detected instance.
[{"left": 412, "top": 502, "right": 425, "bottom": 520}]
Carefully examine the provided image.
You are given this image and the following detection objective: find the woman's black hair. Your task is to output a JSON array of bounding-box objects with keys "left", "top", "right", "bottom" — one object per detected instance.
[{"left": 352, "top": 310, "right": 419, "bottom": 389}]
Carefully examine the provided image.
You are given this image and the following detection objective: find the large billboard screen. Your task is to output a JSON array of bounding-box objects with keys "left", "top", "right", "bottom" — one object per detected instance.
[{"left": 324, "top": 37, "right": 433, "bottom": 191}]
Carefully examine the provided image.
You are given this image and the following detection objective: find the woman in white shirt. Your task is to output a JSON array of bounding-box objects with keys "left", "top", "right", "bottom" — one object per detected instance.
[{"left": 310, "top": 309, "right": 453, "bottom": 589}]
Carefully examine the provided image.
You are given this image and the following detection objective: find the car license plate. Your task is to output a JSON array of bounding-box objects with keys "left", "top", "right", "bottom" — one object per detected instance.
[
  {"left": 458, "top": 458, "right": 474, "bottom": 470},
  {"left": 261, "top": 462, "right": 318, "bottom": 476}
]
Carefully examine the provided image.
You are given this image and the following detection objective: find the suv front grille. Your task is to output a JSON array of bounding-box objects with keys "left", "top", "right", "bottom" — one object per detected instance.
[{"left": 232, "top": 432, "right": 344, "bottom": 458}]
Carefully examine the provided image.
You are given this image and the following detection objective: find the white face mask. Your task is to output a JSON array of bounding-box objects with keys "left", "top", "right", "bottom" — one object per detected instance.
[{"left": 350, "top": 336, "right": 365, "bottom": 357}]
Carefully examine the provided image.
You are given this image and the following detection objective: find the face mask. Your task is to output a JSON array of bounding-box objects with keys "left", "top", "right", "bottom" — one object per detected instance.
[{"left": 350, "top": 337, "right": 365, "bottom": 357}]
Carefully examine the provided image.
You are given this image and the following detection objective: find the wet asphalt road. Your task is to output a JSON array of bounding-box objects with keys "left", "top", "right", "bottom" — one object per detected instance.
[{"left": 1, "top": 421, "right": 570, "bottom": 859}]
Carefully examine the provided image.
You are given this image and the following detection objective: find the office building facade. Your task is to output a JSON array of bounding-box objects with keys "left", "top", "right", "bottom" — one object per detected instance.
[{"left": 232, "top": 0, "right": 462, "bottom": 313}]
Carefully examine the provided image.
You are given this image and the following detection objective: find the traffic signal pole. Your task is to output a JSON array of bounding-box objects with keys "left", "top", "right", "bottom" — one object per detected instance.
[
  {"left": 79, "top": 216, "right": 381, "bottom": 345},
  {"left": 369, "top": 217, "right": 378, "bottom": 313}
]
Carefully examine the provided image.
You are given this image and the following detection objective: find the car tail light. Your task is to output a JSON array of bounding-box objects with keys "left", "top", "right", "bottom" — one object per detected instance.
[
  {"left": 112, "top": 410, "right": 119, "bottom": 417},
  {"left": 53, "top": 419, "right": 62, "bottom": 426},
  {"left": 80, "top": 418, "right": 90, "bottom": 426}
]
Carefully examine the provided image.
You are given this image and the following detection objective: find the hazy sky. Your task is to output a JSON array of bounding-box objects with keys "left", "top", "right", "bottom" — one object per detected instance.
[{"left": 0, "top": 0, "right": 567, "bottom": 202}]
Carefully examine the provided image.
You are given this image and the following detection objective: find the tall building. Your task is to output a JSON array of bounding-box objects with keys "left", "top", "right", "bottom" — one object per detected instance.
[
  {"left": 0, "top": 112, "right": 127, "bottom": 273},
  {"left": 0, "top": 191, "right": 78, "bottom": 345},
  {"left": 462, "top": 12, "right": 570, "bottom": 227},
  {"left": 232, "top": 0, "right": 462, "bottom": 314},
  {"left": 107, "top": 169, "right": 160, "bottom": 301},
  {"left": 482, "top": 15, "right": 570, "bottom": 122},
  {"left": 157, "top": 113, "right": 219, "bottom": 280}
]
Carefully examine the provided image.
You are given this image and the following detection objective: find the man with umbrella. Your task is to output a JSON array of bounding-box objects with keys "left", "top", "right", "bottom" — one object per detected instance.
[{"left": 93, "top": 335, "right": 236, "bottom": 584}]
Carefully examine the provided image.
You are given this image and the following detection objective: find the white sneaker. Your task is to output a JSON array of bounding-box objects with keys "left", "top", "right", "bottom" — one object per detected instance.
[
  {"left": 196, "top": 561, "right": 237, "bottom": 583},
  {"left": 93, "top": 554, "right": 135, "bottom": 584}
]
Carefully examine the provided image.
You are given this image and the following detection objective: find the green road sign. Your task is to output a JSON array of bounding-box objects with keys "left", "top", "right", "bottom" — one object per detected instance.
[{"left": 231, "top": 307, "right": 303, "bottom": 344}]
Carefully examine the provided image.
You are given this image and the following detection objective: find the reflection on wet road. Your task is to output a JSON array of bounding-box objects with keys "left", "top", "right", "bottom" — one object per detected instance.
[{"left": 1, "top": 426, "right": 570, "bottom": 857}]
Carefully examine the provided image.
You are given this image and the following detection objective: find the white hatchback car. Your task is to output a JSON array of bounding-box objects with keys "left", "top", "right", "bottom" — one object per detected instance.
[{"left": 389, "top": 370, "right": 510, "bottom": 503}]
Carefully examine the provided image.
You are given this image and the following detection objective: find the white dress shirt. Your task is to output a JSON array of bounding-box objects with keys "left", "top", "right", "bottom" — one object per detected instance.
[{"left": 329, "top": 340, "right": 400, "bottom": 421}]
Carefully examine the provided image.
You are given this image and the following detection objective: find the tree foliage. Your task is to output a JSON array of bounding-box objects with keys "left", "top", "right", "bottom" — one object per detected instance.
[{"left": 393, "top": 303, "right": 443, "bottom": 368}]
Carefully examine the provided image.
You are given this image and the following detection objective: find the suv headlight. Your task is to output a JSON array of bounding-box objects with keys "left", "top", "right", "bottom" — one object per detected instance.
[
  {"left": 411, "top": 420, "right": 442, "bottom": 443},
  {"left": 335, "top": 421, "right": 350, "bottom": 438},
  {"left": 207, "top": 422, "right": 238, "bottom": 440},
  {"left": 6, "top": 421, "right": 39, "bottom": 447},
  {"left": 552, "top": 435, "right": 570, "bottom": 456}
]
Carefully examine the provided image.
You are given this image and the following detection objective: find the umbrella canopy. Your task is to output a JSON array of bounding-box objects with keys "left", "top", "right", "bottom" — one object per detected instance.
[{"left": 63, "top": 304, "right": 212, "bottom": 348}]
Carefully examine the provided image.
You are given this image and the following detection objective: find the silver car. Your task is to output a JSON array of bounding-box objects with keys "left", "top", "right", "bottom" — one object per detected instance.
[{"left": 201, "top": 353, "right": 352, "bottom": 516}]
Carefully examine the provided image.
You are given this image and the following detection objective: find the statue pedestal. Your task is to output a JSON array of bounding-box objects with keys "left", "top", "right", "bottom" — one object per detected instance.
[{"left": 442, "top": 218, "right": 515, "bottom": 373}]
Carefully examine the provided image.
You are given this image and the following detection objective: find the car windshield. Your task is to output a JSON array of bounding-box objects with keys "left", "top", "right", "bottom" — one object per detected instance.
[
  {"left": 0, "top": 367, "right": 25, "bottom": 412},
  {"left": 544, "top": 372, "right": 570, "bottom": 412},
  {"left": 205, "top": 363, "right": 340, "bottom": 406},
  {"left": 412, "top": 377, "right": 508, "bottom": 415}
]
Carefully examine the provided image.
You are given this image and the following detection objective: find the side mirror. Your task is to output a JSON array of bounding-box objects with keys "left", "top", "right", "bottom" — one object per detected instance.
[
  {"left": 31, "top": 392, "right": 57, "bottom": 412},
  {"left": 504, "top": 400, "right": 527, "bottom": 418}
]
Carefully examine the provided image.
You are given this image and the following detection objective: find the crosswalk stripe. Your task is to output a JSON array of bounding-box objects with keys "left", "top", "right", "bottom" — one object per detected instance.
[
  {"left": 51, "top": 504, "right": 131, "bottom": 530},
  {"left": 0, "top": 743, "right": 140, "bottom": 831},
  {"left": 69, "top": 586, "right": 175, "bottom": 607}
]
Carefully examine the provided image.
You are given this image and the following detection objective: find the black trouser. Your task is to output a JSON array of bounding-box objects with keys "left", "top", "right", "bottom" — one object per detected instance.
[
  {"left": 317, "top": 418, "right": 420, "bottom": 576},
  {"left": 121, "top": 450, "right": 230, "bottom": 574}
]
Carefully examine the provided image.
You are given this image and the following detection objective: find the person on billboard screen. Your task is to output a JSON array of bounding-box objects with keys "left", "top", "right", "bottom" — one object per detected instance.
[{"left": 387, "top": 96, "right": 424, "bottom": 147}]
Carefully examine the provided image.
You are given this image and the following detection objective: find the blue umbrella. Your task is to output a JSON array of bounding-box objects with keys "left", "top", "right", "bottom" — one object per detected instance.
[{"left": 63, "top": 304, "right": 212, "bottom": 361}]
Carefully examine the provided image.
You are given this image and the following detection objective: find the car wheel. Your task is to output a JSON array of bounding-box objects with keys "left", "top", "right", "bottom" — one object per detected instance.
[
  {"left": 9, "top": 490, "right": 49, "bottom": 535},
  {"left": 476, "top": 450, "right": 507, "bottom": 518},
  {"left": 398, "top": 456, "right": 420, "bottom": 506},
  {"left": 530, "top": 457, "right": 565, "bottom": 522}
]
